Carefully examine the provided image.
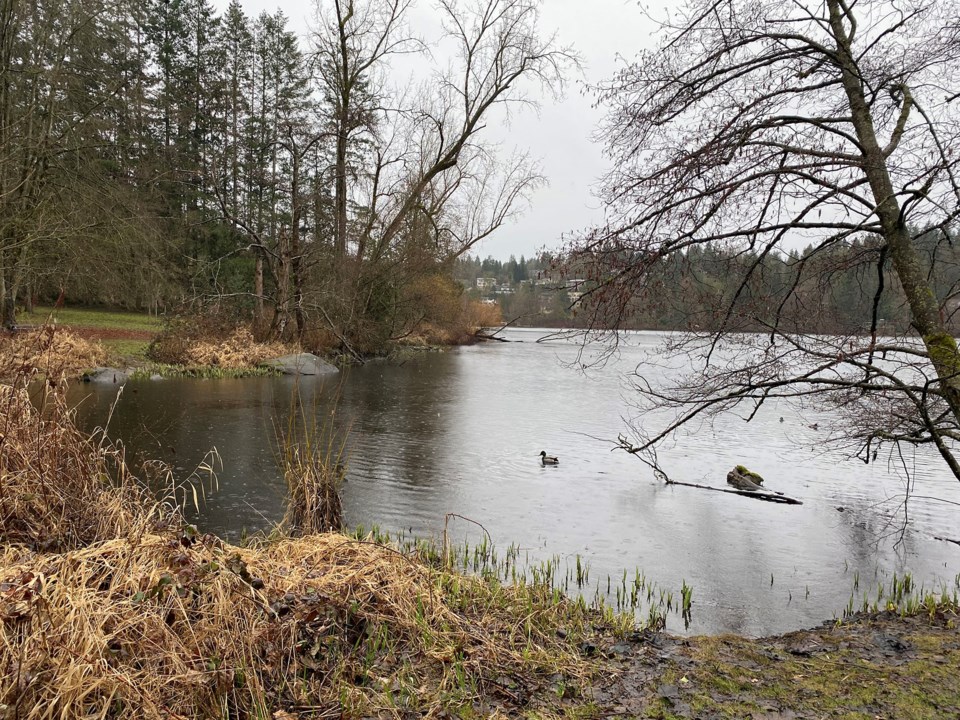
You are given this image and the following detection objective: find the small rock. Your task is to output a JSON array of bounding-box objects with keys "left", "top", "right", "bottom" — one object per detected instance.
[
  {"left": 657, "top": 683, "right": 679, "bottom": 700},
  {"left": 270, "top": 602, "right": 291, "bottom": 617},
  {"left": 578, "top": 641, "right": 597, "bottom": 657},
  {"left": 607, "top": 642, "right": 633, "bottom": 658}
]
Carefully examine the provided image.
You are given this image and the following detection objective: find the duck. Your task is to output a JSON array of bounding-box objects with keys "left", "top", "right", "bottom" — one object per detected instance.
[{"left": 539, "top": 450, "right": 559, "bottom": 465}]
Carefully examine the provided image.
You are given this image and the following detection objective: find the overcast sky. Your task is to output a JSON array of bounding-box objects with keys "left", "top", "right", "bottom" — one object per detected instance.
[{"left": 216, "top": 0, "right": 661, "bottom": 259}]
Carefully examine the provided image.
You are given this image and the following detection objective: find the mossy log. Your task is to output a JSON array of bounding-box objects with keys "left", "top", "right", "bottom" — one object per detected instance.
[
  {"left": 663, "top": 467, "right": 803, "bottom": 505},
  {"left": 727, "top": 465, "right": 765, "bottom": 491}
]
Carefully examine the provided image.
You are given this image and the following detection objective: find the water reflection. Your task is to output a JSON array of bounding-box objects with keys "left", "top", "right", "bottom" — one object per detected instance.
[{"left": 66, "top": 329, "right": 960, "bottom": 636}]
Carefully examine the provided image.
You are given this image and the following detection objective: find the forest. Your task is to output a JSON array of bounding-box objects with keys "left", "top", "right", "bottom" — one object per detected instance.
[
  {"left": 457, "top": 233, "right": 960, "bottom": 335},
  {"left": 0, "top": 0, "right": 570, "bottom": 353}
]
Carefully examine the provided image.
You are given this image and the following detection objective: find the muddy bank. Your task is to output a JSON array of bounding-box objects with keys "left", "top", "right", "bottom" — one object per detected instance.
[{"left": 583, "top": 608, "right": 960, "bottom": 719}]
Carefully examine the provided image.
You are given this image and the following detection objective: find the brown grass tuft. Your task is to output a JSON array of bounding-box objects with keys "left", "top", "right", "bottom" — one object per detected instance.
[
  {"left": 0, "top": 326, "right": 106, "bottom": 379},
  {"left": 0, "top": 529, "right": 592, "bottom": 719},
  {"left": 148, "top": 321, "right": 293, "bottom": 368},
  {"left": 279, "top": 399, "right": 347, "bottom": 536},
  {"left": 0, "top": 384, "right": 171, "bottom": 551}
]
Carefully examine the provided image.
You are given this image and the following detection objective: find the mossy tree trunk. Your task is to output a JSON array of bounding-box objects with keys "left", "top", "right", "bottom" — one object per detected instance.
[{"left": 829, "top": 0, "right": 960, "bottom": 425}]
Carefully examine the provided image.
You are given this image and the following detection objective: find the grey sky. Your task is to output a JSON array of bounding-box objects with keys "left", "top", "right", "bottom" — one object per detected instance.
[{"left": 217, "top": 0, "right": 660, "bottom": 260}]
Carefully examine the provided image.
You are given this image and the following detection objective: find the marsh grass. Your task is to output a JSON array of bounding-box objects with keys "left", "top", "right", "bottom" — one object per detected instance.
[
  {"left": 130, "top": 363, "right": 280, "bottom": 379},
  {"left": 0, "top": 371, "right": 171, "bottom": 551},
  {"left": 351, "top": 523, "right": 683, "bottom": 637},
  {"left": 277, "top": 386, "right": 348, "bottom": 536},
  {"left": 840, "top": 570, "right": 960, "bottom": 622}
]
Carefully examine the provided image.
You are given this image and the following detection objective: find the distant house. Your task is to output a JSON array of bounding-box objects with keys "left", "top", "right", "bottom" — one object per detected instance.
[{"left": 476, "top": 277, "right": 497, "bottom": 290}]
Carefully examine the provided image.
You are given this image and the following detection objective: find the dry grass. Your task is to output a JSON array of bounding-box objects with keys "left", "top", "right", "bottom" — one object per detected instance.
[
  {"left": 0, "top": 326, "right": 106, "bottom": 379},
  {"left": 0, "top": 382, "right": 169, "bottom": 551},
  {"left": 279, "top": 404, "right": 347, "bottom": 537},
  {"left": 0, "top": 530, "right": 592, "bottom": 719},
  {"left": 149, "top": 323, "right": 293, "bottom": 369}
]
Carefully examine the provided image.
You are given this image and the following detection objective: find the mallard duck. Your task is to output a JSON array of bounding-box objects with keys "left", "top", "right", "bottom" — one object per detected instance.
[{"left": 539, "top": 451, "right": 559, "bottom": 465}]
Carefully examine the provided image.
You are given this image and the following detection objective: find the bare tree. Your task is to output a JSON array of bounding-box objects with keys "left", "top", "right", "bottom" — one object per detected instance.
[
  {"left": 563, "top": 0, "right": 960, "bottom": 482},
  {"left": 309, "top": 0, "right": 576, "bottom": 347},
  {"left": 311, "top": 0, "right": 421, "bottom": 258}
]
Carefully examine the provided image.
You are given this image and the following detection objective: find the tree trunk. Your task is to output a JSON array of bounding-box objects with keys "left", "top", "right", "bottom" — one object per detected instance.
[
  {"left": 270, "top": 231, "right": 291, "bottom": 341},
  {"left": 2, "top": 265, "right": 16, "bottom": 329},
  {"left": 335, "top": 119, "right": 347, "bottom": 257},
  {"left": 290, "top": 147, "right": 305, "bottom": 341},
  {"left": 829, "top": 0, "right": 960, "bottom": 425},
  {"left": 254, "top": 252, "right": 264, "bottom": 320}
]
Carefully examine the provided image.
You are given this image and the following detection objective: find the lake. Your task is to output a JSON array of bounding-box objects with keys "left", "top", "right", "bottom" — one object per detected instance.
[{"left": 67, "top": 328, "right": 960, "bottom": 636}]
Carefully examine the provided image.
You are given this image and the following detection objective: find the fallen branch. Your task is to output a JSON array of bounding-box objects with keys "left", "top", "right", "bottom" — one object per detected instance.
[
  {"left": 664, "top": 479, "right": 804, "bottom": 505},
  {"left": 475, "top": 312, "right": 539, "bottom": 342},
  {"left": 934, "top": 535, "right": 960, "bottom": 548},
  {"left": 474, "top": 331, "right": 510, "bottom": 342}
]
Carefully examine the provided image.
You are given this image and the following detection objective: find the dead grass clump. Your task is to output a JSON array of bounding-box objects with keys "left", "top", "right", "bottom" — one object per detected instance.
[
  {"left": 278, "top": 388, "right": 349, "bottom": 536},
  {"left": 0, "top": 384, "right": 171, "bottom": 551},
  {"left": 0, "top": 532, "right": 593, "bottom": 719},
  {"left": 148, "top": 321, "right": 292, "bottom": 368},
  {"left": 0, "top": 326, "right": 106, "bottom": 379},
  {"left": 281, "top": 438, "right": 345, "bottom": 537}
]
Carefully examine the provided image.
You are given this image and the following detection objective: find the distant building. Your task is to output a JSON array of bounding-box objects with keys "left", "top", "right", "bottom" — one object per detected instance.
[{"left": 476, "top": 277, "right": 497, "bottom": 290}]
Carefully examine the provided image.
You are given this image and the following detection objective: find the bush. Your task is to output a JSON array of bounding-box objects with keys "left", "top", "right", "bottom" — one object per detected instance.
[{"left": 148, "top": 316, "right": 293, "bottom": 368}]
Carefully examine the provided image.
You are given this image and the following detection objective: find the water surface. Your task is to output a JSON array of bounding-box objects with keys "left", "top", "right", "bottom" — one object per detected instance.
[{"left": 68, "top": 329, "right": 960, "bottom": 636}]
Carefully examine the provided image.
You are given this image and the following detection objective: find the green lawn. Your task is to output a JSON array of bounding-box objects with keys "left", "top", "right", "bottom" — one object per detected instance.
[
  {"left": 18, "top": 306, "right": 163, "bottom": 364},
  {"left": 21, "top": 306, "right": 164, "bottom": 333}
]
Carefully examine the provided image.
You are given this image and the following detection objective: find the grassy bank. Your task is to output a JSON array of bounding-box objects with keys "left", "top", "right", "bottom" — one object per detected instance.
[
  {"left": 9, "top": 304, "right": 501, "bottom": 378},
  {"left": 8, "top": 307, "right": 293, "bottom": 377},
  {"left": 593, "top": 607, "right": 960, "bottom": 719}
]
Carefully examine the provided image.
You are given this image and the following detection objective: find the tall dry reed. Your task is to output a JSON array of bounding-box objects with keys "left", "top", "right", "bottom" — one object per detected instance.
[
  {"left": 0, "top": 380, "right": 170, "bottom": 550},
  {"left": 278, "top": 389, "right": 347, "bottom": 536}
]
